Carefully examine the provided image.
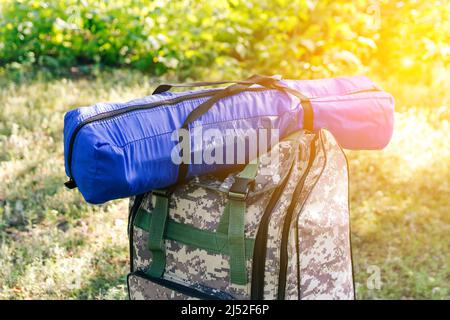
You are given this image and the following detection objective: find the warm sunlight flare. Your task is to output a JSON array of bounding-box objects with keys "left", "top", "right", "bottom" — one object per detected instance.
[
  {"left": 0, "top": 0, "right": 448, "bottom": 301},
  {"left": 401, "top": 57, "right": 415, "bottom": 69}
]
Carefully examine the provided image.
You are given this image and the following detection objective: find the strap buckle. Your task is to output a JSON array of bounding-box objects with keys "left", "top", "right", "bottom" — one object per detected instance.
[
  {"left": 64, "top": 178, "right": 77, "bottom": 189},
  {"left": 228, "top": 177, "right": 255, "bottom": 200}
]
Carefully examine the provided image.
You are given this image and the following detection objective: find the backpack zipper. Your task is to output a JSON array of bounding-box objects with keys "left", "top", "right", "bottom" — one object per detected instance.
[
  {"left": 277, "top": 135, "right": 318, "bottom": 300},
  {"left": 250, "top": 158, "right": 296, "bottom": 299},
  {"left": 292, "top": 134, "right": 328, "bottom": 299},
  {"left": 128, "top": 271, "right": 234, "bottom": 300}
]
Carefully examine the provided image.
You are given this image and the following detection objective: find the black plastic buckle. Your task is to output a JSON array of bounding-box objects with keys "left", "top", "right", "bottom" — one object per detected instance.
[
  {"left": 228, "top": 177, "right": 255, "bottom": 200},
  {"left": 64, "top": 178, "right": 77, "bottom": 189}
]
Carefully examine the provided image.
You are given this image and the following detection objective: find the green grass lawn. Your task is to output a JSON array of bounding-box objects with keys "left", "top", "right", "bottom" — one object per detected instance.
[{"left": 0, "top": 70, "right": 448, "bottom": 299}]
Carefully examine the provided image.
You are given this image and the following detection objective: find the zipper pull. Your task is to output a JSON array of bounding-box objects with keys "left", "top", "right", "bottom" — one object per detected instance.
[{"left": 64, "top": 178, "right": 77, "bottom": 189}]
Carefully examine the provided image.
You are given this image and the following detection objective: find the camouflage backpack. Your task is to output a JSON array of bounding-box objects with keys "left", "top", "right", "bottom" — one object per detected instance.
[{"left": 127, "top": 129, "right": 355, "bottom": 300}]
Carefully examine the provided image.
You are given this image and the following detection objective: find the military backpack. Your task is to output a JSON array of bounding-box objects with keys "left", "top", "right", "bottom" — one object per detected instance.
[{"left": 127, "top": 129, "right": 355, "bottom": 300}]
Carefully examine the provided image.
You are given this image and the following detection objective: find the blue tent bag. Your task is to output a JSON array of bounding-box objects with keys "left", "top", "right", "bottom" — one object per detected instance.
[{"left": 63, "top": 75, "right": 394, "bottom": 204}]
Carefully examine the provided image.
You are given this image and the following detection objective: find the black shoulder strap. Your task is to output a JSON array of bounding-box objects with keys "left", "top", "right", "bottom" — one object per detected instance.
[
  {"left": 153, "top": 75, "right": 314, "bottom": 185},
  {"left": 152, "top": 75, "right": 281, "bottom": 95}
]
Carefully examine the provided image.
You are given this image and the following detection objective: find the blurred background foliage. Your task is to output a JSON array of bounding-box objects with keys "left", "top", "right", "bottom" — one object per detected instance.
[
  {"left": 0, "top": 0, "right": 448, "bottom": 299},
  {"left": 0, "top": 0, "right": 448, "bottom": 84}
]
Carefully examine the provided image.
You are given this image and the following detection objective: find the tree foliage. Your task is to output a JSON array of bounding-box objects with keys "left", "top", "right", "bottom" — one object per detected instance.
[{"left": 0, "top": 0, "right": 448, "bottom": 82}]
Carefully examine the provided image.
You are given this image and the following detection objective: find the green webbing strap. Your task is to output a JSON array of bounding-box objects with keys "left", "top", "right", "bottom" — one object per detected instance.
[
  {"left": 227, "top": 199, "right": 247, "bottom": 285},
  {"left": 134, "top": 208, "right": 255, "bottom": 258},
  {"left": 227, "top": 161, "right": 258, "bottom": 285},
  {"left": 216, "top": 207, "right": 230, "bottom": 234},
  {"left": 140, "top": 161, "right": 258, "bottom": 284},
  {"left": 146, "top": 190, "right": 170, "bottom": 278}
]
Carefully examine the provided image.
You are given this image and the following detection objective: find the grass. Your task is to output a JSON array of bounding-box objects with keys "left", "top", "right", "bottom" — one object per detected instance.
[
  {"left": 349, "top": 108, "right": 449, "bottom": 299},
  {"left": 0, "top": 69, "right": 448, "bottom": 299}
]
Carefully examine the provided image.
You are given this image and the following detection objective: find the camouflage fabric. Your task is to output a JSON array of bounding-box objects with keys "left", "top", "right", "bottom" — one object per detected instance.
[
  {"left": 129, "top": 134, "right": 300, "bottom": 300},
  {"left": 132, "top": 224, "right": 250, "bottom": 299},
  {"left": 289, "top": 130, "right": 354, "bottom": 300},
  {"left": 128, "top": 273, "right": 197, "bottom": 300},
  {"left": 262, "top": 132, "right": 320, "bottom": 299},
  {"left": 127, "top": 129, "right": 354, "bottom": 300}
]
